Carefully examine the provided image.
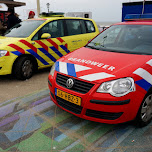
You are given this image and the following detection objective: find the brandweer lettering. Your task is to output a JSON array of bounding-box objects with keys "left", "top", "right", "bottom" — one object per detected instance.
[{"left": 68, "top": 58, "right": 115, "bottom": 71}]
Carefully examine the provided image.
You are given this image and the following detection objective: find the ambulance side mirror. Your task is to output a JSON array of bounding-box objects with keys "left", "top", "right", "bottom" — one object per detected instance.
[{"left": 41, "top": 33, "right": 51, "bottom": 39}]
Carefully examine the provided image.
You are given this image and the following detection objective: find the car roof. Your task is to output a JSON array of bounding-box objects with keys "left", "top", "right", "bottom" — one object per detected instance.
[{"left": 30, "top": 16, "right": 94, "bottom": 21}]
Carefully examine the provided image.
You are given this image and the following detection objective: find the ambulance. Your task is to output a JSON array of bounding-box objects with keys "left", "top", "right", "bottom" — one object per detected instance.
[
  {"left": 0, "top": 12, "right": 99, "bottom": 80},
  {"left": 48, "top": 14, "right": 152, "bottom": 126}
]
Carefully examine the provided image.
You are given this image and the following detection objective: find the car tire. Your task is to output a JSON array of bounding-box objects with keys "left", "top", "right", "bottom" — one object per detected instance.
[
  {"left": 13, "top": 56, "right": 34, "bottom": 80},
  {"left": 135, "top": 93, "right": 152, "bottom": 127}
]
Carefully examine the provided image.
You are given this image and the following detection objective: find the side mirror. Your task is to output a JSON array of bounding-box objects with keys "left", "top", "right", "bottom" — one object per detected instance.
[{"left": 41, "top": 33, "right": 51, "bottom": 39}]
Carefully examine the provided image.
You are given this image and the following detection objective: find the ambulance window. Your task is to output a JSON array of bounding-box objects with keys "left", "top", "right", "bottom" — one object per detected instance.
[
  {"left": 66, "top": 20, "right": 82, "bottom": 36},
  {"left": 85, "top": 20, "right": 95, "bottom": 33}
]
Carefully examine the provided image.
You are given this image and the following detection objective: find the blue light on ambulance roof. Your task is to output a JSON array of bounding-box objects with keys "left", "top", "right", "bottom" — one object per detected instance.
[{"left": 125, "top": 14, "right": 152, "bottom": 20}]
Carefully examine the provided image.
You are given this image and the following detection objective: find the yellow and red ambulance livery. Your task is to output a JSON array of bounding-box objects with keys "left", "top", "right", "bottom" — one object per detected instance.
[{"left": 48, "top": 14, "right": 152, "bottom": 126}]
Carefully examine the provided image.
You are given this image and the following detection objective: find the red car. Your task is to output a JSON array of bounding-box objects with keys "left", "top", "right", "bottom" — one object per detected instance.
[{"left": 48, "top": 14, "right": 152, "bottom": 126}]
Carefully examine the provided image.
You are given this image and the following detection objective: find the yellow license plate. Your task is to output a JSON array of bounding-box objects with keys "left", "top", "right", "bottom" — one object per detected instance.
[{"left": 56, "top": 89, "right": 81, "bottom": 106}]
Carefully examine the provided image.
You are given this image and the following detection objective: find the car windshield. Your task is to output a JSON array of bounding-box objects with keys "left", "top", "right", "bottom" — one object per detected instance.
[
  {"left": 4, "top": 20, "right": 45, "bottom": 38},
  {"left": 86, "top": 24, "right": 152, "bottom": 55}
]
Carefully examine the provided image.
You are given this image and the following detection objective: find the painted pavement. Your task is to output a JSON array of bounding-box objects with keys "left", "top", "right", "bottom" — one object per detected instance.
[{"left": 0, "top": 88, "right": 152, "bottom": 152}]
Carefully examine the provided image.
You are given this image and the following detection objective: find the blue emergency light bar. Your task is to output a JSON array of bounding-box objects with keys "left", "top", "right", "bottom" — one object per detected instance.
[{"left": 125, "top": 14, "right": 152, "bottom": 20}]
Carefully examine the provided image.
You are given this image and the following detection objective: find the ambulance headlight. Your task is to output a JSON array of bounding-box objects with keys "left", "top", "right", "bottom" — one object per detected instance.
[
  {"left": 0, "top": 50, "right": 7, "bottom": 57},
  {"left": 50, "top": 63, "right": 56, "bottom": 77},
  {"left": 97, "top": 78, "right": 135, "bottom": 97}
]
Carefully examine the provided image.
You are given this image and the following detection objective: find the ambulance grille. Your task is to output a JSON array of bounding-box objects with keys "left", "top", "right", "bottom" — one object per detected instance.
[{"left": 56, "top": 73, "right": 94, "bottom": 94}]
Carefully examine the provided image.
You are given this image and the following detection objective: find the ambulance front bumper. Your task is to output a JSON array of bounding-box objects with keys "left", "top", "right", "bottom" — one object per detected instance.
[
  {"left": 0, "top": 56, "right": 15, "bottom": 75},
  {"left": 48, "top": 72, "right": 145, "bottom": 124}
]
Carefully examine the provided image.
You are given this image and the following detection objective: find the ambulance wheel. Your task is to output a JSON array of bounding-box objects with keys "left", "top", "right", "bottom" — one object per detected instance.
[
  {"left": 13, "top": 56, "right": 34, "bottom": 80},
  {"left": 136, "top": 93, "right": 152, "bottom": 127}
]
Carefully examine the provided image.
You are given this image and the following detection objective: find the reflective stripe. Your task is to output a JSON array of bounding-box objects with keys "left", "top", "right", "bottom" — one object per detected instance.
[
  {"left": 74, "top": 64, "right": 91, "bottom": 72},
  {"left": 55, "top": 61, "right": 59, "bottom": 72},
  {"left": 36, "top": 40, "right": 48, "bottom": 52},
  {"left": 27, "top": 49, "right": 49, "bottom": 65},
  {"left": 8, "top": 44, "right": 25, "bottom": 54},
  {"left": 135, "top": 79, "right": 151, "bottom": 91},
  {"left": 79, "top": 72, "right": 115, "bottom": 81},
  {"left": 133, "top": 68, "right": 152, "bottom": 85},
  {"left": 38, "top": 48, "right": 56, "bottom": 62},
  {"left": 20, "top": 40, "right": 37, "bottom": 53},
  {"left": 56, "top": 61, "right": 92, "bottom": 77},
  {"left": 146, "top": 59, "right": 152, "bottom": 66},
  {"left": 57, "top": 37, "right": 64, "bottom": 43},
  {"left": 47, "top": 39, "right": 58, "bottom": 50},
  {"left": 67, "top": 63, "right": 77, "bottom": 77},
  {"left": 11, "top": 51, "right": 22, "bottom": 56},
  {"left": 60, "top": 45, "right": 70, "bottom": 53},
  {"left": 50, "top": 46, "right": 63, "bottom": 58},
  {"left": 59, "top": 62, "right": 68, "bottom": 75}
]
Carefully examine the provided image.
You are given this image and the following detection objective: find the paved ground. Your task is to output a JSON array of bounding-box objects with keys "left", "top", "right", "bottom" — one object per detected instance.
[
  {"left": 0, "top": 87, "right": 152, "bottom": 152},
  {"left": 0, "top": 68, "right": 50, "bottom": 102}
]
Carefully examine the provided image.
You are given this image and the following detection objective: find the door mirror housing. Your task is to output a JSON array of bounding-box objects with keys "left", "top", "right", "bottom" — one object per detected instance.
[{"left": 41, "top": 33, "right": 51, "bottom": 39}]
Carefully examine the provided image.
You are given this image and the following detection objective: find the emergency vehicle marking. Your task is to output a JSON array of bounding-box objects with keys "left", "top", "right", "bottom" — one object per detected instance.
[
  {"left": 36, "top": 40, "right": 49, "bottom": 52},
  {"left": 9, "top": 38, "right": 70, "bottom": 66},
  {"left": 11, "top": 51, "right": 23, "bottom": 56},
  {"left": 55, "top": 61, "right": 115, "bottom": 81},
  {"left": 8, "top": 44, "right": 25, "bottom": 54},
  {"left": 68, "top": 58, "right": 116, "bottom": 71},
  {"left": 146, "top": 59, "right": 152, "bottom": 66},
  {"left": 27, "top": 49, "right": 49, "bottom": 65},
  {"left": 38, "top": 48, "right": 57, "bottom": 62},
  {"left": 79, "top": 72, "right": 115, "bottom": 81},
  {"left": 133, "top": 68, "right": 152, "bottom": 91},
  {"left": 55, "top": 61, "right": 92, "bottom": 77},
  {"left": 47, "top": 39, "right": 59, "bottom": 50},
  {"left": 50, "top": 46, "right": 64, "bottom": 57},
  {"left": 19, "top": 40, "right": 38, "bottom": 53},
  {"left": 60, "top": 45, "right": 70, "bottom": 54}
]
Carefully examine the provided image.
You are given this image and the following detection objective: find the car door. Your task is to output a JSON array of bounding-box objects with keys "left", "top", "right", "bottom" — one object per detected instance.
[
  {"left": 31, "top": 19, "right": 67, "bottom": 68},
  {"left": 61, "top": 19, "right": 99, "bottom": 52}
]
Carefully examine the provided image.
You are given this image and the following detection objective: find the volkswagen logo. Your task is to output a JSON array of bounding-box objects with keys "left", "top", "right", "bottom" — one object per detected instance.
[{"left": 66, "top": 78, "right": 74, "bottom": 88}]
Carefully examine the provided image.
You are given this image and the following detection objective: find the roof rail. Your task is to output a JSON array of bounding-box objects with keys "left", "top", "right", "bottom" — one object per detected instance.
[
  {"left": 39, "top": 12, "right": 64, "bottom": 17},
  {"left": 125, "top": 14, "right": 152, "bottom": 21}
]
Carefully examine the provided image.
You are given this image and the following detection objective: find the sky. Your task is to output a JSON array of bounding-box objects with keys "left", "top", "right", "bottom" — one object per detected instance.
[{"left": 15, "top": 0, "right": 144, "bottom": 22}]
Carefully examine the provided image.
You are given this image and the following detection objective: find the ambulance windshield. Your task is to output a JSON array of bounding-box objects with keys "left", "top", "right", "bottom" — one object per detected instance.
[
  {"left": 86, "top": 25, "right": 152, "bottom": 55},
  {"left": 4, "top": 20, "right": 45, "bottom": 38}
]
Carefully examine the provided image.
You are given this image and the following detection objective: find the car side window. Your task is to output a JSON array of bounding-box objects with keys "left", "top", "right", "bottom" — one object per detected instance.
[
  {"left": 48, "top": 20, "right": 64, "bottom": 38},
  {"left": 32, "top": 20, "right": 64, "bottom": 40},
  {"left": 85, "top": 20, "right": 95, "bottom": 33},
  {"left": 66, "top": 20, "right": 82, "bottom": 36}
]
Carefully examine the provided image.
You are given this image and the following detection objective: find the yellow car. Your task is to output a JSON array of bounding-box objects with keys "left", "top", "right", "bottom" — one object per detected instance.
[{"left": 0, "top": 13, "right": 99, "bottom": 80}]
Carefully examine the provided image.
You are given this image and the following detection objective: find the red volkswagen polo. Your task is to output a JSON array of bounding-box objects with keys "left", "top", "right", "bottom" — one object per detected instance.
[{"left": 48, "top": 14, "right": 152, "bottom": 126}]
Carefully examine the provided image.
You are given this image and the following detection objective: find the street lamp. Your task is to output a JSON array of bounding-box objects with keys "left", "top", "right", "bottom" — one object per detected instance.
[{"left": 46, "top": 3, "right": 50, "bottom": 13}]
